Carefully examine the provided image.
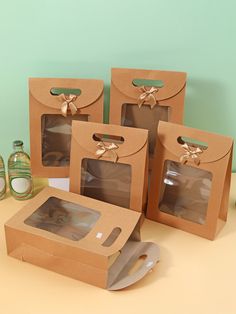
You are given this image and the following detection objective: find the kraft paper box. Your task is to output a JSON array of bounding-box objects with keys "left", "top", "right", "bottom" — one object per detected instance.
[
  {"left": 69, "top": 121, "right": 148, "bottom": 214},
  {"left": 109, "top": 68, "right": 187, "bottom": 169},
  {"left": 147, "top": 121, "right": 233, "bottom": 240},
  {"left": 29, "top": 78, "right": 104, "bottom": 178},
  {"left": 5, "top": 187, "right": 160, "bottom": 290}
]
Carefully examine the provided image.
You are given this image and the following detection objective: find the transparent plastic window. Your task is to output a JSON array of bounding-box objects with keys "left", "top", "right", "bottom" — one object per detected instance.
[
  {"left": 41, "top": 114, "right": 88, "bottom": 167},
  {"left": 121, "top": 104, "right": 170, "bottom": 156},
  {"left": 24, "top": 197, "right": 100, "bottom": 241},
  {"left": 159, "top": 160, "right": 212, "bottom": 224},
  {"left": 81, "top": 158, "right": 131, "bottom": 208}
]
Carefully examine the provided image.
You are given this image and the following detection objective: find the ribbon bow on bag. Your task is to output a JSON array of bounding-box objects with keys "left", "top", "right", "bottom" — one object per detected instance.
[
  {"left": 95, "top": 141, "right": 119, "bottom": 163},
  {"left": 137, "top": 86, "right": 158, "bottom": 109},
  {"left": 180, "top": 143, "right": 203, "bottom": 166},
  {"left": 60, "top": 94, "right": 77, "bottom": 117}
]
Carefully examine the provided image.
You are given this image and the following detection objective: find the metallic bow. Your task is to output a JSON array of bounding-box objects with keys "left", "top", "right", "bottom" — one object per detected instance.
[
  {"left": 60, "top": 94, "right": 77, "bottom": 117},
  {"left": 180, "top": 143, "right": 203, "bottom": 166},
  {"left": 95, "top": 141, "right": 119, "bottom": 162},
  {"left": 137, "top": 86, "right": 158, "bottom": 109}
]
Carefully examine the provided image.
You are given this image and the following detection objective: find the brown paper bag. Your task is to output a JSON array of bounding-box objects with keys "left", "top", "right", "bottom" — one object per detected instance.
[
  {"left": 109, "top": 68, "right": 187, "bottom": 169},
  {"left": 5, "top": 187, "right": 160, "bottom": 290},
  {"left": 69, "top": 121, "right": 148, "bottom": 214},
  {"left": 147, "top": 121, "right": 233, "bottom": 240},
  {"left": 29, "top": 78, "right": 104, "bottom": 178}
]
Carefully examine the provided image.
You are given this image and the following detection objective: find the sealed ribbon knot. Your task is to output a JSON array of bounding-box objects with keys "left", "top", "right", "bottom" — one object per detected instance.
[
  {"left": 137, "top": 86, "right": 158, "bottom": 109},
  {"left": 95, "top": 141, "right": 119, "bottom": 163},
  {"left": 60, "top": 94, "right": 77, "bottom": 117},
  {"left": 180, "top": 143, "right": 203, "bottom": 166}
]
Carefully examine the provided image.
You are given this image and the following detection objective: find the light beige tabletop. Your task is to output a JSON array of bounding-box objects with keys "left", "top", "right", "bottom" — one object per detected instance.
[{"left": 0, "top": 176, "right": 236, "bottom": 314}]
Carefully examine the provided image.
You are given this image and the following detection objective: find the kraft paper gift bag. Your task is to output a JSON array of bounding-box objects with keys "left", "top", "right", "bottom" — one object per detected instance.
[
  {"left": 147, "top": 121, "right": 233, "bottom": 240},
  {"left": 29, "top": 78, "right": 104, "bottom": 178},
  {"left": 69, "top": 121, "right": 148, "bottom": 214},
  {"left": 5, "top": 187, "right": 160, "bottom": 290},
  {"left": 109, "top": 68, "right": 187, "bottom": 169}
]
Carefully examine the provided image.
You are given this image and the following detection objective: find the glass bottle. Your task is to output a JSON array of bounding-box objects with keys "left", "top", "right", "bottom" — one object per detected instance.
[
  {"left": 8, "top": 140, "right": 33, "bottom": 200},
  {"left": 0, "top": 155, "right": 6, "bottom": 200}
]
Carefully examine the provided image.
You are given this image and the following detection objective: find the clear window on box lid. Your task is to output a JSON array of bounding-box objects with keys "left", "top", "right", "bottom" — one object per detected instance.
[{"left": 24, "top": 196, "right": 100, "bottom": 241}]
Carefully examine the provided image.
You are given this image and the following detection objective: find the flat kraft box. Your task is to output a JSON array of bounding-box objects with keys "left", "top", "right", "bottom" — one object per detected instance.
[
  {"left": 147, "top": 121, "right": 233, "bottom": 240},
  {"left": 29, "top": 78, "right": 104, "bottom": 178},
  {"left": 69, "top": 121, "right": 148, "bottom": 214},
  {"left": 5, "top": 187, "right": 160, "bottom": 290},
  {"left": 109, "top": 68, "right": 187, "bottom": 169}
]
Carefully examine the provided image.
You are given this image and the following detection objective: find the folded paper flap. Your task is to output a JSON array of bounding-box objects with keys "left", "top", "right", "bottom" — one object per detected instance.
[
  {"left": 29, "top": 78, "right": 104, "bottom": 110},
  {"left": 108, "top": 241, "right": 160, "bottom": 290},
  {"left": 72, "top": 121, "right": 148, "bottom": 158},
  {"left": 158, "top": 121, "right": 233, "bottom": 163},
  {"left": 111, "top": 68, "right": 186, "bottom": 101}
]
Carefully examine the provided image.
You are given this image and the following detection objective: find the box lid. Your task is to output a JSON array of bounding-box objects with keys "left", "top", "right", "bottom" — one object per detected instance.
[
  {"left": 29, "top": 78, "right": 103, "bottom": 110},
  {"left": 158, "top": 121, "right": 233, "bottom": 164},
  {"left": 111, "top": 68, "right": 186, "bottom": 102},
  {"left": 72, "top": 121, "right": 148, "bottom": 159},
  {"left": 5, "top": 187, "right": 141, "bottom": 257}
]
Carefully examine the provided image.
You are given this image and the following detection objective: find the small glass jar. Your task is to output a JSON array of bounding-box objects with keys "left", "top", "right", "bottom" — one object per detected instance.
[
  {"left": 8, "top": 140, "right": 33, "bottom": 200},
  {"left": 0, "top": 155, "right": 6, "bottom": 200}
]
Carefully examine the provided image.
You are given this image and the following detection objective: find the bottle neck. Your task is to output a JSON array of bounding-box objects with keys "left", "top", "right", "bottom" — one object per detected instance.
[{"left": 13, "top": 145, "right": 24, "bottom": 153}]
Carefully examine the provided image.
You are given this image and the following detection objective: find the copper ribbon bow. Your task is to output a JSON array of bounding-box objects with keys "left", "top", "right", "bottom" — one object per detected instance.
[
  {"left": 95, "top": 141, "right": 119, "bottom": 163},
  {"left": 180, "top": 143, "right": 203, "bottom": 166},
  {"left": 137, "top": 86, "right": 158, "bottom": 109},
  {"left": 60, "top": 94, "right": 77, "bottom": 117}
]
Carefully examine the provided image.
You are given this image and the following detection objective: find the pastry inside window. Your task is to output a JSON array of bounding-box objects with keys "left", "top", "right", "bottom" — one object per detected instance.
[{"left": 24, "top": 196, "right": 100, "bottom": 241}]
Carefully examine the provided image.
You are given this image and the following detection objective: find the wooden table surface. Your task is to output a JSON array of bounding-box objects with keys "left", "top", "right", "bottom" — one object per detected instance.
[{"left": 0, "top": 176, "right": 236, "bottom": 314}]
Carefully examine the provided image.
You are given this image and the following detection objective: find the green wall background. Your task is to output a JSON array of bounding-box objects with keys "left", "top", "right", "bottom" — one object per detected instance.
[{"left": 0, "top": 0, "right": 235, "bottom": 170}]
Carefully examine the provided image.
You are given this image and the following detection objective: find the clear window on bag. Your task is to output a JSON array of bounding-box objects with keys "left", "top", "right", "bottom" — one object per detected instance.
[
  {"left": 24, "top": 197, "right": 100, "bottom": 241},
  {"left": 159, "top": 160, "right": 212, "bottom": 224},
  {"left": 121, "top": 104, "right": 170, "bottom": 156},
  {"left": 81, "top": 158, "right": 131, "bottom": 209},
  {"left": 41, "top": 114, "right": 89, "bottom": 167}
]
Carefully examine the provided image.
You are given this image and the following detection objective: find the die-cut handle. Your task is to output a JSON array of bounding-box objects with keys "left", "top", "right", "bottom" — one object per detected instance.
[{"left": 108, "top": 241, "right": 160, "bottom": 290}]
